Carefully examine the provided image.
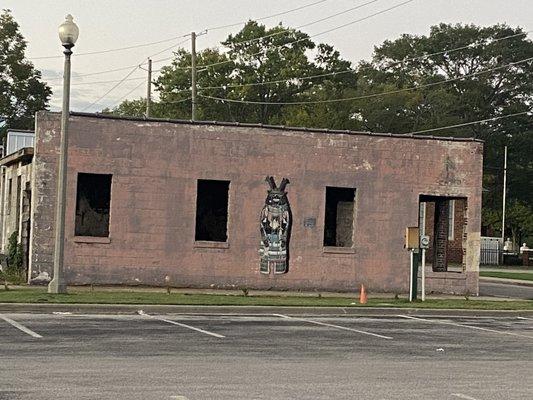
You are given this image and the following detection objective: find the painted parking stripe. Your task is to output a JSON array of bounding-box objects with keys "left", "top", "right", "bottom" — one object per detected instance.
[
  {"left": 274, "top": 314, "right": 393, "bottom": 340},
  {"left": 138, "top": 311, "right": 225, "bottom": 338},
  {"left": 398, "top": 315, "right": 533, "bottom": 339},
  {"left": 452, "top": 393, "right": 480, "bottom": 400},
  {"left": 517, "top": 316, "right": 533, "bottom": 321},
  {"left": 0, "top": 314, "right": 42, "bottom": 338}
]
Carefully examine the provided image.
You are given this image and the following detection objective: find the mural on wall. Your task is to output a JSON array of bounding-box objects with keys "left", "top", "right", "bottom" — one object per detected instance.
[{"left": 259, "top": 176, "right": 291, "bottom": 274}]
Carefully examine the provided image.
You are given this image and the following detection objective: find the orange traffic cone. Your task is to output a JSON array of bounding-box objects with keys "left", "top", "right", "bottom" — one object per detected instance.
[{"left": 359, "top": 284, "right": 367, "bottom": 304}]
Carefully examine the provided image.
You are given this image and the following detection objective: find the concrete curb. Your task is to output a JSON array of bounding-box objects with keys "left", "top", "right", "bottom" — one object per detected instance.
[
  {"left": 1, "top": 303, "right": 532, "bottom": 317},
  {"left": 480, "top": 277, "right": 533, "bottom": 287}
]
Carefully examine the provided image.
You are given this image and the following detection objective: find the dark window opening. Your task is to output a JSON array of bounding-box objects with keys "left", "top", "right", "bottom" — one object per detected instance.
[
  {"left": 15, "top": 175, "right": 21, "bottom": 229},
  {"left": 75, "top": 173, "right": 112, "bottom": 237},
  {"left": 6, "top": 178, "right": 12, "bottom": 213},
  {"left": 323, "top": 187, "right": 356, "bottom": 247},
  {"left": 195, "top": 179, "right": 229, "bottom": 242}
]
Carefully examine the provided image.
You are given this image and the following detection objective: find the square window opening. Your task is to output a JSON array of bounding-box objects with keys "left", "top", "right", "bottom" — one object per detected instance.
[
  {"left": 75, "top": 173, "right": 112, "bottom": 237},
  {"left": 323, "top": 186, "right": 356, "bottom": 247},
  {"left": 195, "top": 179, "right": 230, "bottom": 242}
]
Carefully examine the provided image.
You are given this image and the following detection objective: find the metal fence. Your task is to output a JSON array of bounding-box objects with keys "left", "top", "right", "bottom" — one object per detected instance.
[{"left": 480, "top": 236, "right": 501, "bottom": 265}]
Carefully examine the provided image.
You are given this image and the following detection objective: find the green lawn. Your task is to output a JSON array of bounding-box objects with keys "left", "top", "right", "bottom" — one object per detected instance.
[
  {"left": 480, "top": 271, "right": 533, "bottom": 282},
  {"left": 0, "top": 288, "right": 531, "bottom": 310}
]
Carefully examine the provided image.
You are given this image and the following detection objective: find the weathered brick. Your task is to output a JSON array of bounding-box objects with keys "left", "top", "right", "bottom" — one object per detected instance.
[{"left": 29, "top": 112, "right": 483, "bottom": 294}]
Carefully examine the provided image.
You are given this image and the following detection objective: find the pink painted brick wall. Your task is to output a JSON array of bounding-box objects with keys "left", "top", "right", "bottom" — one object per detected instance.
[{"left": 30, "top": 112, "right": 483, "bottom": 294}]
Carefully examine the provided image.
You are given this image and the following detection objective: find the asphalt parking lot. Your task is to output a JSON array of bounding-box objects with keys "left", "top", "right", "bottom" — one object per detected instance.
[{"left": 0, "top": 311, "right": 532, "bottom": 400}]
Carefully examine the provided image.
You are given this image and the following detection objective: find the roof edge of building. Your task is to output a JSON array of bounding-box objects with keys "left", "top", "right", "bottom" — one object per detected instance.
[
  {"left": 6, "top": 129, "right": 34, "bottom": 134},
  {"left": 50, "top": 111, "right": 483, "bottom": 143},
  {"left": 0, "top": 147, "right": 34, "bottom": 166}
]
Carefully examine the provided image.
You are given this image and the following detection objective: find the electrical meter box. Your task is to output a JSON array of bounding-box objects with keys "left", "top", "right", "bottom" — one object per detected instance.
[
  {"left": 405, "top": 227, "right": 420, "bottom": 250},
  {"left": 420, "top": 235, "right": 430, "bottom": 249}
]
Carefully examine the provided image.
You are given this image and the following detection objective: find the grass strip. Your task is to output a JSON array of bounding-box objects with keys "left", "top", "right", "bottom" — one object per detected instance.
[
  {"left": 480, "top": 271, "right": 533, "bottom": 282},
  {"left": 0, "top": 288, "right": 531, "bottom": 310}
]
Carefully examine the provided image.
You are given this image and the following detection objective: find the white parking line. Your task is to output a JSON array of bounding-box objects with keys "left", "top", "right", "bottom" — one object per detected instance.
[
  {"left": 452, "top": 393, "right": 480, "bottom": 400},
  {"left": 273, "top": 314, "right": 393, "bottom": 340},
  {"left": 517, "top": 316, "right": 533, "bottom": 321},
  {"left": 398, "top": 315, "right": 533, "bottom": 339},
  {"left": 138, "top": 311, "right": 225, "bottom": 338},
  {"left": 0, "top": 314, "right": 42, "bottom": 338}
]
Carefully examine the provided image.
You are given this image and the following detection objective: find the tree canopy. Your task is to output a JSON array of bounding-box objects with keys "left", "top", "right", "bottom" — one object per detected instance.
[
  {"left": 0, "top": 9, "right": 51, "bottom": 138},
  {"left": 107, "top": 21, "right": 533, "bottom": 242}
]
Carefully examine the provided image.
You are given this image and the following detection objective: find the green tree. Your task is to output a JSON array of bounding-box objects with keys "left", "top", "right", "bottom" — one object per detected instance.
[
  {"left": 109, "top": 21, "right": 355, "bottom": 124},
  {"left": 0, "top": 9, "right": 51, "bottom": 139},
  {"left": 353, "top": 23, "right": 533, "bottom": 235},
  {"left": 109, "top": 21, "right": 532, "bottom": 241}
]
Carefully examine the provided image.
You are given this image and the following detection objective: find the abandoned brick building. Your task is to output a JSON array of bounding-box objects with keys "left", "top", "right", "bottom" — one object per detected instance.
[
  {"left": 25, "top": 111, "right": 483, "bottom": 294},
  {"left": 0, "top": 130, "right": 35, "bottom": 273}
]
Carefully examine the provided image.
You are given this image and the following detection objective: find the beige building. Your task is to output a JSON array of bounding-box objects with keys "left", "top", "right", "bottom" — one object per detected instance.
[{"left": 0, "top": 130, "right": 34, "bottom": 273}]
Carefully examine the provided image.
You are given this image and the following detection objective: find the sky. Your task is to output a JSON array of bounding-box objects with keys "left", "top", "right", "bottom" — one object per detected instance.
[{"left": 3, "top": 0, "right": 533, "bottom": 113}]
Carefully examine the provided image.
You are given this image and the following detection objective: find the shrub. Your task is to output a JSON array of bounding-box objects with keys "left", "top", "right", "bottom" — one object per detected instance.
[{"left": 6, "top": 231, "right": 24, "bottom": 278}]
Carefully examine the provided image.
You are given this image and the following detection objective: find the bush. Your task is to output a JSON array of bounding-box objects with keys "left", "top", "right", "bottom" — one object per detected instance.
[{"left": 6, "top": 231, "right": 24, "bottom": 280}]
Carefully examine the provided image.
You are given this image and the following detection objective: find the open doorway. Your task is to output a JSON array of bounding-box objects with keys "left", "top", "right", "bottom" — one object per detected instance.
[{"left": 419, "top": 195, "right": 467, "bottom": 272}]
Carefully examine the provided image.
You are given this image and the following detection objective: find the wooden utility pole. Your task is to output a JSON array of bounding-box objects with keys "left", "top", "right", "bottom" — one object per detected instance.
[
  {"left": 146, "top": 58, "right": 152, "bottom": 118},
  {"left": 501, "top": 145, "right": 508, "bottom": 244},
  {"left": 191, "top": 31, "right": 197, "bottom": 121}
]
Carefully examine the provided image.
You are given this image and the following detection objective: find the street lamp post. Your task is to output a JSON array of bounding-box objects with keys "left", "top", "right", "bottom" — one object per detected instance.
[{"left": 48, "top": 15, "right": 79, "bottom": 294}]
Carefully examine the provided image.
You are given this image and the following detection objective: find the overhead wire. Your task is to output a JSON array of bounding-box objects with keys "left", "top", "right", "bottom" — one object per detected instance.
[
  {"left": 107, "top": 80, "right": 147, "bottom": 110},
  {"left": 29, "top": 0, "right": 329, "bottom": 60},
  {"left": 211, "top": 0, "right": 380, "bottom": 50},
  {"left": 407, "top": 111, "right": 532, "bottom": 135},
  {"left": 205, "top": 0, "right": 330, "bottom": 31},
  {"left": 197, "top": 56, "right": 533, "bottom": 105},
  {"left": 157, "top": 30, "right": 529, "bottom": 93},
  {"left": 80, "top": 65, "right": 140, "bottom": 111},
  {"left": 29, "top": 34, "right": 191, "bottom": 60},
  {"left": 44, "top": 37, "right": 191, "bottom": 84},
  {"left": 192, "top": 0, "right": 416, "bottom": 71}
]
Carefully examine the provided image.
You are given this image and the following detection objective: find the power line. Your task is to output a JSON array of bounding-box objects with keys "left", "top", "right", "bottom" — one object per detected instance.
[
  {"left": 81, "top": 65, "right": 140, "bottom": 112},
  {"left": 106, "top": 80, "right": 146, "bottom": 110},
  {"left": 29, "top": 0, "right": 329, "bottom": 60},
  {"left": 197, "top": 56, "right": 533, "bottom": 105},
  {"left": 44, "top": 38, "right": 191, "bottom": 82},
  {"left": 213, "top": 0, "right": 380, "bottom": 49},
  {"left": 70, "top": 76, "right": 146, "bottom": 86},
  {"left": 195, "top": 0, "right": 416, "bottom": 71},
  {"left": 408, "top": 111, "right": 531, "bottom": 135},
  {"left": 206, "top": 0, "right": 330, "bottom": 31},
  {"left": 29, "top": 34, "right": 191, "bottom": 60},
  {"left": 186, "top": 31, "right": 530, "bottom": 92}
]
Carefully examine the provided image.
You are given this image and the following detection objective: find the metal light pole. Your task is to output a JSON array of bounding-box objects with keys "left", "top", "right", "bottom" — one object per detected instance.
[{"left": 48, "top": 15, "right": 79, "bottom": 294}]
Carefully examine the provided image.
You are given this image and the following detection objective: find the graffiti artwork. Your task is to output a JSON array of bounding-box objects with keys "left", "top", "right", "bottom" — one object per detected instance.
[{"left": 259, "top": 176, "right": 291, "bottom": 274}]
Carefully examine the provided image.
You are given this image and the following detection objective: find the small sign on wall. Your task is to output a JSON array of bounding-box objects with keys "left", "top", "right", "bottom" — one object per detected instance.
[{"left": 303, "top": 217, "right": 316, "bottom": 228}]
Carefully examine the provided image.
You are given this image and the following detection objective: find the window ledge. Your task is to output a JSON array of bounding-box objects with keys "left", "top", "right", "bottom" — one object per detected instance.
[
  {"left": 323, "top": 246, "right": 356, "bottom": 254},
  {"left": 73, "top": 236, "right": 111, "bottom": 244},
  {"left": 194, "top": 241, "right": 229, "bottom": 249}
]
